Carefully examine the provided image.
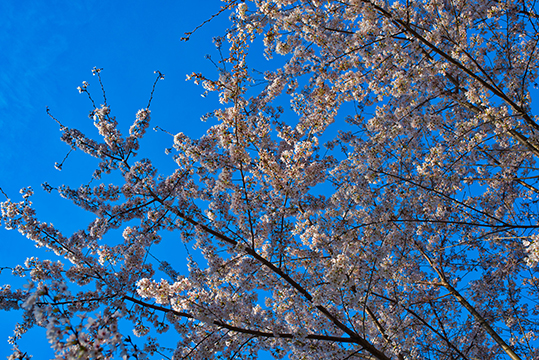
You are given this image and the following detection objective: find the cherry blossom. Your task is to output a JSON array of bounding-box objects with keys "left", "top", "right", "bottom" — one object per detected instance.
[{"left": 3, "top": 0, "right": 539, "bottom": 359}]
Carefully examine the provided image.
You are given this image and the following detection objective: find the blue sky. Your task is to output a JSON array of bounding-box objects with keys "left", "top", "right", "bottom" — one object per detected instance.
[{"left": 0, "top": 0, "right": 265, "bottom": 357}]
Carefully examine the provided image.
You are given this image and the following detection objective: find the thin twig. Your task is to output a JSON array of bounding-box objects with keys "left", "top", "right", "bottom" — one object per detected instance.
[{"left": 148, "top": 71, "right": 165, "bottom": 109}]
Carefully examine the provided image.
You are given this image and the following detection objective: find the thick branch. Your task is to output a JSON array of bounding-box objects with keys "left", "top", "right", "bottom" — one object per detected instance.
[
  {"left": 416, "top": 244, "right": 522, "bottom": 360},
  {"left": 145, "top": 188, "right": 391, "bottom": 360},
  {"left": 123, "top": 295, "right": 380, "bottom": 345},
  {"left": 362, "top": 0, "right": 539, "bottom": 132}
]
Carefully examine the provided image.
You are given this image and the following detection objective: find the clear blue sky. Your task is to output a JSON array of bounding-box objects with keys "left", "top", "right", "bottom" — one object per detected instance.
[{"left": 0, "top": 0, "right": 277, "bottom": 358}]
